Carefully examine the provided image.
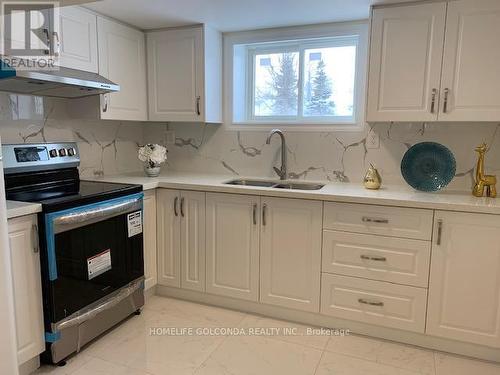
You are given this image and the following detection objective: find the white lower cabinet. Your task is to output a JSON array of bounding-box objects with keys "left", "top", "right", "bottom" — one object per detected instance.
[
  {"left": 260, "top": 197, "right": 322, "bottom": 312},
  {"left": 206, "top": 193, "right": 260, "bottom": 301},
  {"left": 143, "top": 190, "right": 157, "bottom": 291},
  {"left": 427, "top": 211, "right": 500, "bottom": 348},
  {"left": 321, "top": 273, "right": 427, "bottom": 333},
  {"left": 157, "top": 189, "right": 205, "bottom": 292},
  {"left": 7, "top": 215, "right": 44, "bottom": 365}
]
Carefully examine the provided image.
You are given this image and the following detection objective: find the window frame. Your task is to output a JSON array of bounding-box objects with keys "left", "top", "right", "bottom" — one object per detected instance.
[{"left": 224, "top": 21, "right": 369, "bottom": 131}]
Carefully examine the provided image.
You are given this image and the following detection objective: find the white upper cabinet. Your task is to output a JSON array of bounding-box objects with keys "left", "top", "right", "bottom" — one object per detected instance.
[
  {"left": 97, "top": 16, "right": 148, "bottom": 121},
  {"left": 439, "top": 0, "right": 500, "bottom": 121},
  {"left": 57, "top": 6, "right": 98, "bottom": 73},
  {"left": 367, "top": 2, "right": 447, "bottom": 122},
  {"left": 147, "top": 25, "right": 222, "bottom": 123},
  {"left": 427, "top": 211, "right": 500, "bottom": 348},
  {"left": 260, "top": 197, "right": 322, "bottom": 312}
]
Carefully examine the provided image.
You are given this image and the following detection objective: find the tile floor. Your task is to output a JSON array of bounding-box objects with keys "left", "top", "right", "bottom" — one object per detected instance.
[{"left": 34, "top": 296, "right": 500, "bottom": 375}]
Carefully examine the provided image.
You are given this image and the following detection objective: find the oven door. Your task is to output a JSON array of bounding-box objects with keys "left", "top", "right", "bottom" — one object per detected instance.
[{"left": 43, "top": 193, "right": 144, "bottom": 323}]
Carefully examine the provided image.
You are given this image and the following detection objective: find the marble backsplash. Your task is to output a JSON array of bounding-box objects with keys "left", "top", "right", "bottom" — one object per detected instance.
[
  {"left": 0, "top": 94, "right": 145, "bottom": 178},
  {"left": 1, "top": 93, "right": 499, "bottom": 192},
  {"left": 145, "top": 121, "right": 500, "bottom": 191}
]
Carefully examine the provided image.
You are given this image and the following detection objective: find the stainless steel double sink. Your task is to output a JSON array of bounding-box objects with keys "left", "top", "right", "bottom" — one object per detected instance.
[{"left": 225, "top": 178, "right": 325, "bottom": 191}]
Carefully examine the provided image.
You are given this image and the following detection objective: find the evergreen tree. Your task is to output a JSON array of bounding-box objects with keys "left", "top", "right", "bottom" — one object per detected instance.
[
  {"left": 307, "top": 60, "right": 335, "bottom": 115},
  {"left": 268, "top": 53, "right": 298, "bottom": 115}
]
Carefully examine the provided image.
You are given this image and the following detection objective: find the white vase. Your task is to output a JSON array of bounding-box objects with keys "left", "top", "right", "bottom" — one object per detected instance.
[{"left": 144, "top": 164, "right": 161, "bottom": 177}]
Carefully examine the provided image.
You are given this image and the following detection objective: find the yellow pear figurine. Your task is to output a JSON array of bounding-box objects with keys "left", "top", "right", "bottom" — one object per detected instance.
[{"left": 364, "top": 164, "right": 382, "bottom": 190}]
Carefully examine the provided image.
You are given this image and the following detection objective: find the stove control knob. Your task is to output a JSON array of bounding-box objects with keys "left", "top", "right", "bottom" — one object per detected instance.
[
  {"left": 58, "top": 148, "right": 67, "bottom": 157},
  {"left": 67, "top": 148, "right": 76, "bottom": 156},
  {"left": 49, "top": 149, "right": 58, "bottom": 158}
]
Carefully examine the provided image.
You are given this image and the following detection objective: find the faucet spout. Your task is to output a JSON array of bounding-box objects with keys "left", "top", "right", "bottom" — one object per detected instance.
[{"left": 266, "top": 129, "right": 287, "bottom": 180}]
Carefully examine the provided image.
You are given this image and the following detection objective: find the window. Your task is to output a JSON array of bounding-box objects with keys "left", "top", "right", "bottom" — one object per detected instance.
[{"left": 225, "top": 22, "right": 368, "bottom": 129}]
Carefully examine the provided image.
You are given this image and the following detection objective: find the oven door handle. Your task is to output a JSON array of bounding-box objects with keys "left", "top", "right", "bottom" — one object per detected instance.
[{"left": 53, "top": 195, "right": 143, "bottom": 230}]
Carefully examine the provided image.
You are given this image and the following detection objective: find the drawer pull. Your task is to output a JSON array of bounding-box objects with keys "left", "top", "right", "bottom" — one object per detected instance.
[
  {"left": 360, "top": 255, "right": 387, "bottom": 262},
  {"left": 362, "top": 216, "right": 389, "bottom": 224},
  {"left": 358, "top": 298, "right": 384, "bottom": 307}
]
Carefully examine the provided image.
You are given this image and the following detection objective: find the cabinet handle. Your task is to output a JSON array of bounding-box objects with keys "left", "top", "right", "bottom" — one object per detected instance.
[
  {"left": 262, "top": 204, "right": 267, "bottom": 226},
  {"left": 196, "top": 96, "right": 201, "bottom": 116},
  {"left": 362, "top": 216, "right": 389, "bottom": 224},
  {"left": 253, "top": 204, "right": 257, "bottom": 225},
  {"left": 52, "top": 31, "right": 60, "bottom": 57},
  {"left": 358, "top": 298, "right": 384, "bottom": 307},
  {"left": 436, "top": 219, "right": 443, "bottom": 245},
  {"left": 43, "top": 28, "right": 50, "bottom": 55},
  {"left": 360, "top": 255, "right": 387, "bottom": 262},
  {"left": 430, "top": 88, "right": 437, "bottom": 113},
  {"left": 180, "top": 197, "right": 185, "bottom": 217},
  {"left": 443, "top": 88, "right": 450, "bottom": 113},
  {"left": 174, "top": 196, "right": 179, "bottom": 217},
  {"left": 32, "top": 224, "right": 39, "bottom": 253},
  {"left": 102, "top": 94, "right": 108, "bottom": 112}
]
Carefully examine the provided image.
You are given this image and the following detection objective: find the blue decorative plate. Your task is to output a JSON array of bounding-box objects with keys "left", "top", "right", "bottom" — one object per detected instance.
[{"left": 401, "top": 142, "right": 456, "bottom": 192}]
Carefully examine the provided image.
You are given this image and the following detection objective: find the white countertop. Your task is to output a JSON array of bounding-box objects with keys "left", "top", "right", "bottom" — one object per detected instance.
[
  {"left": 85, "top": 171, "right": 500, "bottom": 215},
  {"left": 6, "top": 200, "right": 42, "bottom": 220}
]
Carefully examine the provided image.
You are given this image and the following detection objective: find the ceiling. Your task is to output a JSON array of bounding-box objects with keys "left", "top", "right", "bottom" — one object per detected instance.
[{"left": 85, "top": 0, "right": 418, "bottom": 32}]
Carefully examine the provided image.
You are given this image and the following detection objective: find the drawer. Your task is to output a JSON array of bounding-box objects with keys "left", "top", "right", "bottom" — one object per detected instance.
[
  {"left": 322, "top": 231, "right": 431, "bottom": 287},
  {"left": 323, "top": 202, "right": 433, "bottom": 240},
  {"left": 321, "top": 274, "right": 427, "bottom": 333}
]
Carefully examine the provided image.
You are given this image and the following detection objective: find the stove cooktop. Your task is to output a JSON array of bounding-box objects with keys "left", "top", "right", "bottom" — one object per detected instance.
[{"left": 6, "top": 179, "right": 143, "bottom": 212}]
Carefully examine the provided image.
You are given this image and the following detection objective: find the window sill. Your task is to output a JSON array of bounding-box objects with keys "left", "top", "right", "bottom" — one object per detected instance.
[{"left": 225, "top": 121, "right": 365, "bottom": 132}]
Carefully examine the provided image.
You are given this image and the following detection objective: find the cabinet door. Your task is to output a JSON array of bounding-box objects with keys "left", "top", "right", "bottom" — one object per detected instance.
[
  {"left": 7, "top": 215, "right": 44, "bottom": 365},
  {"left": 439, "top": 0, "right": 500, "bottom": 121},
  {"left": 367, "top": 3, "right": 446, "bottom": 122},
  {"left": 260, "top": 197, "right": 322, "bottom": 312},
  {"left": 98, "top": 16, "right": 148, "bottom": 121},
  {"left": 157, "top": 189, "right": 181, "bottom": 287},
  {"left": 206, "top": 193, "right": 260, "bottom": 301},
  {"left": 427, "top": 211, "right": 500, "bottom": 348},
  {"left": 180, "top": 191, "right": 206, "bottom": 292},
  {"left": 147, "top": 27, "right": 204, "bottom": 122},
  {"left": 57, "top": 6, "right": 98, "bottom": 72},
  {"left": 143, "top": 190, "right": 157, "bottom": 291}
]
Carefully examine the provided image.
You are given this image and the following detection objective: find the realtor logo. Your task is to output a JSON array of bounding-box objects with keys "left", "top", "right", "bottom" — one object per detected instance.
[{"left": 1, "top": 1, "right": 60, "bottom": 70}]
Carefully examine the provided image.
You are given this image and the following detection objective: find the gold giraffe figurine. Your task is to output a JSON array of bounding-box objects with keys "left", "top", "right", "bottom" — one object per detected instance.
[{"left": 473, "top": 143, "right": 497, "bottom": 198}]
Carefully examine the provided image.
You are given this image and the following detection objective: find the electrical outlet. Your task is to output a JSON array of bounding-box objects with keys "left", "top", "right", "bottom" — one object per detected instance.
[
  {"left": 164, "top": 130, "right": 175, "bottom": 145},
  {"left": 367, "top": 132, "right": 380, "bottom": 149}
]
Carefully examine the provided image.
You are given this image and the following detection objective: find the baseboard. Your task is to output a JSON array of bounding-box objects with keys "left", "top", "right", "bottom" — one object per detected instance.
[
  {"left": 18, "top": 356, "right": 39, "bottom": 375},
  {"left": 155, "top": 285, "right": 500, "bottom": 363}
]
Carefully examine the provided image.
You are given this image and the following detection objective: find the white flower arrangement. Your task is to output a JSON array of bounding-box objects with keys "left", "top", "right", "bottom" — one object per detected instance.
[{"left": 138, "top": 144, "right": 168, "bottom": 167}]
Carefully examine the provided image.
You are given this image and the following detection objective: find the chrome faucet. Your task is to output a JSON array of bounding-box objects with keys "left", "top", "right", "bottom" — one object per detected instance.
[{"left": 266, "top": 129, "right": 287, "bottom": 180}]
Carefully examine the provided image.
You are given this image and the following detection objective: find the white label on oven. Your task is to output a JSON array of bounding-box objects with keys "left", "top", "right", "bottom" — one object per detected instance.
[
  {"left": 127, "top": 211, "right": 143, "bottom": 237},
  {"left": 87, "top": 249, "right": 112, "bottom": 280}
]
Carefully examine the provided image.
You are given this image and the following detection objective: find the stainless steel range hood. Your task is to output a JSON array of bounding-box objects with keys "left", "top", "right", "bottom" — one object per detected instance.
[{"left": 0, "top": 62, "right": 120, "bottom": 98}]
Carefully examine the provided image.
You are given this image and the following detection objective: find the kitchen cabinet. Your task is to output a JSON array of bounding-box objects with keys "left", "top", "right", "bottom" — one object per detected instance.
[
  {"left": 7, "top": 215, "right": 44, "bottom": 365},
  {"left": 206, "top": 193, "right": 260, "bottom": 301},
  {"left": 260, "top": 197, "right": 322, "bottom": 312},
  {"left": 97, "top": 16, "right": 148, "bottom": 121},
  {"left": 367, "top": 2, "right": 447, "bottom": 122},
  {"left": 147, "top": 25, "right": 222, "bottom": 123},
  {"left": 439, "top": 0, "right": 500, "bottom": 121},
  {"left": 427, "top": 211, "right": 500, "bottom": 348},
  {"left": 367, "top": 0, "right": 500, "bottom": 122},
  {"left": 321, "top": 274, "right": 427, "bottom": 333},
  {"left": 143, "top": 190, "right": 157, "bottom": 291},
  {"left": 57, "top": 6, "right": 98, "bottom": 73},
  {"left": 157, "top": 189, "right": 206, "bottom": 292}
]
